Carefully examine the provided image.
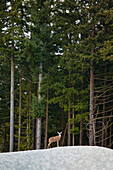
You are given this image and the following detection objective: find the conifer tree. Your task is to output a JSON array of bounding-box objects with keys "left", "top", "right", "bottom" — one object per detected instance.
[
  {"left": 77, "top": 0, "right": 113, "bottom": 145},
  {"left": 0, "top": 0, "right": 32, "bottom": 151}
]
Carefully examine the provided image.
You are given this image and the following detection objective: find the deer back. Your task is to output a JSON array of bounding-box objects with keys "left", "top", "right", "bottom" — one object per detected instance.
[{"left": 49, "top": 135, "right": 61, "bottom": 143}]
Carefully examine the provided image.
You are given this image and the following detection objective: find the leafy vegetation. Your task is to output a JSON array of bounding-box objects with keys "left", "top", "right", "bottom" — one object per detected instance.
[{"left": 0, "top": 0, "right": 113, "bottom": 152}]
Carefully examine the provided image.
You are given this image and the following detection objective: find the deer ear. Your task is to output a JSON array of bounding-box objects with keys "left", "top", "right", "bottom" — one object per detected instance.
[{"left": 57, "top": 132, "right": 59, "bottom": 134}]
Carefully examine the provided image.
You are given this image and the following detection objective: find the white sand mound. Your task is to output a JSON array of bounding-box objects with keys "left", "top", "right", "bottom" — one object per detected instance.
[{"left": 0, "top": 146, "right": 113, "bottom": 170}]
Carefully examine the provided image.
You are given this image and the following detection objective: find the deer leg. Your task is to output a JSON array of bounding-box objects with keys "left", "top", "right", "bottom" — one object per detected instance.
[
  {"left": 48, "top": 143, "right": 51, "bottom": 148},
  {"left": 57, "top": 141, "right": 59, "bottom": 147}
]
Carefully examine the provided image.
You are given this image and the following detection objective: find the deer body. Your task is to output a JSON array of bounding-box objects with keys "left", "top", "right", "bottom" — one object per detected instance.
[{"left": 48, "top": 132, "right": 62, "bottom": 148}]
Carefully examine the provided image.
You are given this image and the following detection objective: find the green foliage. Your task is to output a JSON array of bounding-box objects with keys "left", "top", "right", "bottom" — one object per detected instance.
[
  {"left": 1, "top": 0, "right": 113, "bottom": 151},
  {"left": 31, "top": 94, "right": 45, "bottom": 118},
  {"left": 70, "top": 127, "right": 80, "bottom": 135},
  {"left": 100, "top": 40, "right": 113, "bottom": 61}
]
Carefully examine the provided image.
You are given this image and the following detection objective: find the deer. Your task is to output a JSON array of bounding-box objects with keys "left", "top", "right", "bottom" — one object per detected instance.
[{"left": 47, "top": 132, "right": 62, "bottom": 148}]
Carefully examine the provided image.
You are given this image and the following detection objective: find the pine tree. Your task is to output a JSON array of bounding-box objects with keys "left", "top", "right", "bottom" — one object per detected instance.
[{"left": 0, "top": 0, "right": 32, "bottom": 151}]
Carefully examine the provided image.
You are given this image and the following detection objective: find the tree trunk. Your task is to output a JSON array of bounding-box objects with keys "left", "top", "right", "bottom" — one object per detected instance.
[
  {"left": 109, "top": 112, "right": 112, "bottom": 148},
  {"left": 61, "top": 109, "right": 64, "bottom": 131},
  {"left": 10, "top": 0, "right": 14, "bottom": 153},
  {"left": 62, "top": 122, "right": 68, "bottom": 146},
  {"left": 80, "top": 68, "right": 84, "bottom": 146},
  {"left": 32, "top": 118, "right": 35, "bottom": 149},
  {"left": 89, "top": 61, "right": 94, "bottom": 146},
  {"left": 89, "top": 23, "right": 95, "bottom": 146},
  {"left": 105, "top": 123, "right": 107, "bottom": 147},
  {"left": 36, "top": 62, "right": 42, "bottom": 149},
  {"left": 10, "top": 54, "right": 14, "bottom": 152},
  {"left": 44, "top": 88, "right": 48, "bottom": 149},
  {"left": 27, "top": 117, "right": 29, "bottom": 149},
  {"left": 79, "top": 116, "right": 83, "bottom": 145},
  {"left": 102, "top": 88, "right": 105, "bottom": 146},
  {"left": 27, "top": 95, "right": 29, "bottom": 149},
  {"left": 28, "top": 84, "right": 31, "bottom": 149},
  {"left": 72, "top": 109, "right": 75, "bottom": 146},
  {"left": 36, "top": 118, "right": 41, "bottom": 149},
  {"left": 3, "top": 126, "right": 6, "bottom": 150},
  {"left": 93, "top": 120, "right": 96, "bottom": 145},
  {"left": 68, "top": 70, "right": 71, "bottom": 146},
  {"left": 102, "top": 66, "right": 106, "bottom": 146},
  {"left": 18, "top": 68, "right": 22, "bottom": 151},
  {"left": 26, "top": 83, "right": 31, "bottom": 150},
  {"left": 68, "top": 100, "right": 71, "bottom": 146},
  {"left": 38, "top": 62, "right": 42, "bottom": 100}
]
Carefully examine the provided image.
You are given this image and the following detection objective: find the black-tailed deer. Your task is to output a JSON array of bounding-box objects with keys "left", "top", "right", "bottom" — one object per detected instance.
[{"left": 48, "top": 132, "right": 62, "bottom": 148}]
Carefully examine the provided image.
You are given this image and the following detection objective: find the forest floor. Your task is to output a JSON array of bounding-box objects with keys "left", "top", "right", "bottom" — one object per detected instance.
[{"left": 0, "top": 146, "right": 113, "bottom": 170}]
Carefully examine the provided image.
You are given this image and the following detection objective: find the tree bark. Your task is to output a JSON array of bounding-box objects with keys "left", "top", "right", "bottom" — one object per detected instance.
[
  {"left": 72, "top": 109, "right": 75, "bottom": 146},
  {"left": 93, "top": 120, "right": 96, "bottom": 145},
  {"left": 36, "top": 62, "right": 42, "bottom": 149},
  {"left": 36, "top": 118, "right": 41, "bottom": 149},
  {"left": 102, "top": 85, "right": 106, "bottom": 146},
  {"left": 102, "top": 66, "right": 106, "bottom": 146},
  {"left": 79, "top": 116, "right": 83, "bottom": 145},
  {"left": 109, "top": 112, "right": 112, "bottom": 148},
  {"left": 68, "top": 70, "right": 71, "bottom": 146},
  {"left": 89, "top": 23, "right": 95, "bottom": 146},
  {"left": 44, "top": 88, "right": 48, "bottom": 149},
  {"left": 10, "top": 54, "right": 14, "bottom": 152},
  {"left": 32, "top": 118, "right": 35, "bottom": 149},
  {"left": 10, "top": 0, "right": 14, "bottom": 153},
  {"left": 27, "top": 95, "right": 29, "bottom": 149},
  {"left": 62, "top": 122, "right": 68, "bottom": 146},
  {"left": 26, "top": 83, "right": 31, "bottom": 150},
  {"left": 89, "top": 61, "right": 94, "bottom": 146},
  {"left": 18, "top": 68, "right": 22, "bottom": 151},
  {"left": 80, "top": 68, "right": 84, "bottom": 146},
  {"left": 28, "top": 83, "right": 31, "bottom": 149},
  {"left": 3, "top": 126, "right": 6, "bottom": 150},
  {"left": 68, "top": 100, "right": 71, "bottom": 146}
]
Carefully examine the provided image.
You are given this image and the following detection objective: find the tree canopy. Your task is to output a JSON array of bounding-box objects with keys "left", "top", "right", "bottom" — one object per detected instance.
[{"left": 0, "top": 0, "right": 113, "bottom": 152}]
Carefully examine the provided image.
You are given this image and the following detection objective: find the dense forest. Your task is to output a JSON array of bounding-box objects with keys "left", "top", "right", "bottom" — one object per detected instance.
[{"left": 0, "top": 0, "right": 113, "bottom": 152}]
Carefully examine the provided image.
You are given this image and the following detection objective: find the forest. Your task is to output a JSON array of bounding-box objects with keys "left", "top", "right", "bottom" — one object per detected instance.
[{"left": 0, "top": 0, "right": 113, "bottom": 152}]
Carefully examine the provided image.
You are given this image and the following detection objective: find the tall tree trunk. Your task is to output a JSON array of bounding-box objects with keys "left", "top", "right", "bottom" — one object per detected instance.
[
  {"left": 68, "top": 70, "right": 71, "bottom": 146},
  {"left": 3, "top": 126, "right": 6, "bottom": 150},
  {"left": 27, "top": 117, "right": 29, "bottom": 149},
  {"left": 93, "top": 120, "right": 96, "bottom": 145},
  {"left": 36, "top": 62, "right": 42, "bottom": 149},
  {"left": 61, "top": 109, "right": 64, "bottom": 131},
  {"left": 72, "top": 108, "right": 75, "bottom": 146},
  {"left": 80, "top": 68, "right": 84, "bottom": 146},
  {"left": 102, "top": 65, "right": 106, "bottom": 146},
  {"left": 68, "top": 100, "right": 71, "bottom": 146},
  {"left": 109, "top": 112, "right": 112, "bottom": 148},
  {"left": 10, "top": 53, "right": 14, "bottom": 152},
  {"left": 62, "top": 122, "right": 68, "bottom": 146},
  {"left": 89, "top": 24, "right": 95, "bottom": 146},
  {"left": 26, "top": 95, "right": 29, "bottom": 149},
  {"left": 44, "top": 88, "right": 48, "bottom": 149},
  {"left": 32, "top": 118, "right": 35, "bottom": 149},
  {"left": 89, "top": 61, "right": 94, "bottom": 146},
  {"left": 36, "top": 118, "right": 41, "bottom": 149},
  {"left": 105, "top": 123, "right": 107, "bottom": 147},
  {"left": 10, "top": 0, "right": 14, "bottom": 153},
  {"left": 102, "top": 81, "right": 106, "bottom": 146},
  {"left": 28, "top": 83, "right": 31, "bottom": 149},
  {"left": 79, "top": 114, "right": 83, "bottom": 145},
  {"left": 18, "top": 68, "right": 22, "bottom": 151},
  {"left": 26, "top": 83, "right": 31, "bottom": 150}
]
